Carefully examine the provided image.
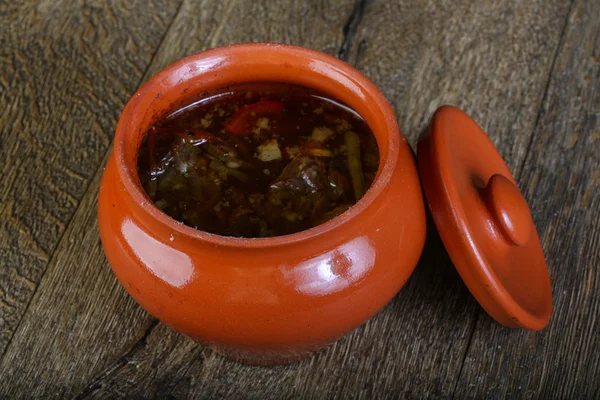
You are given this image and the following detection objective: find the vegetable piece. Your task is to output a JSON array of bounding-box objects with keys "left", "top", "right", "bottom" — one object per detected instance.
[
  {"left": 311, "top": 126, "right": 334, "bottom": 142},
  {"left": 344, "top": 131, "right": 365, "bottom": 201},
  {"left": 256, "top": 117, "right": 270, "bottom": 130},
  {"left": 226, "top": 167, "right": 251, "bottom": 183},
  {"left": 306, "top": 148, "right": 332, "bottom": 157},
  {"left": 225, "top": 99, "right": 284, "bottom": 135},
  {"left": 256, "top": 139, "right": 282, "bottom": 162}
]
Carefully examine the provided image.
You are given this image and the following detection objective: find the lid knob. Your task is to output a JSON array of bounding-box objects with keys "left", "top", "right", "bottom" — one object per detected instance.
[{"left": 484, "top": 174, "right": 532, "bottom": 246}]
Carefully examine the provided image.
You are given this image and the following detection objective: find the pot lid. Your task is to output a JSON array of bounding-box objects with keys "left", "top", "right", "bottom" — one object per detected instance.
[{"left": 417, "top": 106, "right": 552, "bottom": 330}]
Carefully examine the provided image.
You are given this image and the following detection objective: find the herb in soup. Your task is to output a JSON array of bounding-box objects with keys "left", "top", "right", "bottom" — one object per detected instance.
[{"left": 137, "top": 83, "right": 380, "bottom": 238}]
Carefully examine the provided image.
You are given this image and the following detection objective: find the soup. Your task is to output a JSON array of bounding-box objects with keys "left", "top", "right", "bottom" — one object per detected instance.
[{"left": 137, "top": 83, "right": 380, "bottom": 238}]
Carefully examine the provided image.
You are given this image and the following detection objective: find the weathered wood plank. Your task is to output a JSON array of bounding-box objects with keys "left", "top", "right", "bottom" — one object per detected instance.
[
  {"left": 143, "top": 0, "right": 356, "bottom": 79},
  {"left": 3, "top": 0, "right": 587, "bottom": 397},
  {"left": 0, "top": 0, "right": 357, "bottom": 397},
  {"left": 453, "top": 0, "right": 600, "bottom": 397},
  {"left": 0, "top": 159, "right": 156, "bottom": 398},
  {"left": 350, "top": 0, "right": 571, "bottom": 173},
  {"left": 0, "top": 0, "right": 182, "bottom": 357},
  {"left": 77, "top": 0, "right": 573, "bottom": 399}
]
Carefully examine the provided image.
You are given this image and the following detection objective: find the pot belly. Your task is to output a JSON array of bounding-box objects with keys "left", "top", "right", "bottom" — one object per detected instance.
[{"left": 98, "top": 153, "right": 426, "bottom": 365}]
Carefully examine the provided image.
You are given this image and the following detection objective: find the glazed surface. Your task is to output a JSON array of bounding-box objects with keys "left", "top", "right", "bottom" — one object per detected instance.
[{"left": 99, "top": 44, "right": 427, "bottom": 365}]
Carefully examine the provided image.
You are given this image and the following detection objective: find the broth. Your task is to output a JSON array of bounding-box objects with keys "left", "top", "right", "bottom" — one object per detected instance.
[{"left": 137, "top": 83, "right": 380, "bottom": 238}]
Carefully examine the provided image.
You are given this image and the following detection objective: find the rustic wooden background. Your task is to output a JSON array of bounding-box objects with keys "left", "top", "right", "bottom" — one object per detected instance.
[{"left": 1, "top": 0, "right": 598, "bottom": 398}]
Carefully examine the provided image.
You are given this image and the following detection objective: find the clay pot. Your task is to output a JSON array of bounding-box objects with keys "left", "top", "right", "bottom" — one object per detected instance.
[{"left": 98, "top": 43, "right": 427, "bottom": 365}]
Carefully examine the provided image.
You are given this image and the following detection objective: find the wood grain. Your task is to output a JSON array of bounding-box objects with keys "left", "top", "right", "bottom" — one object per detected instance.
[
  {"left": 350, "top": 0, "right": 572, "bottom": 171},
  {"left": 142, "top": 0, "right": 356, "bottom": 79},
  {"left": 0, "top": 0, "right": 182, "bottom": 357},
  {"left": 0, "top": 158, "right": 155, "bottom": 398},
  {"left": 1, "top": 0, "right": 596, "bottom": 397},
  {"left": 453, "top": 0, "right": 600, "bottom": 397}
]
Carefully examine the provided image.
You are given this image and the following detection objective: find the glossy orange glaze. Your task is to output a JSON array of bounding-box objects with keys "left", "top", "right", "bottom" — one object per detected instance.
[
  {"left": 417, "top": 106, "right": 551, "bottom": 331},
  {"left": 98, "top": 43, "right": 427, "bottom": 365}
]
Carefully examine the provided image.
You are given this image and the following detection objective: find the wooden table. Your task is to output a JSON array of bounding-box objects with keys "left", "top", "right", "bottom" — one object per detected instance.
[{"left": 1, "top": 0, "right": 598, "bottom": 398}]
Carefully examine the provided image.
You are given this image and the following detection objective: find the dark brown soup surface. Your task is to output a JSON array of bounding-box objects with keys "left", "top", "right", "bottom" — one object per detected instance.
[{"left": 137, "top": 83, "right": 380, "bottom": 238}]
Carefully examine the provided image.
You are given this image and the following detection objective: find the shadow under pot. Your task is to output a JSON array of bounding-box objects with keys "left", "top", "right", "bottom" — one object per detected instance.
[{"left": 98, "top": 43, "right": 552, "bottom": 365}]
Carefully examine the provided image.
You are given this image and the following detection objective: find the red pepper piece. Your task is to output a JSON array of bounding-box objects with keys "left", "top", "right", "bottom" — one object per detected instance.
[{"left": 225, "top": 99, "right": 284, "bottom": 135}]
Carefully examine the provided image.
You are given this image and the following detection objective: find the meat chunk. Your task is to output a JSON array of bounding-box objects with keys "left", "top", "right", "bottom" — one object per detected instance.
[{"left": 267, "top": 155, "right": 329, "bottom": 231}]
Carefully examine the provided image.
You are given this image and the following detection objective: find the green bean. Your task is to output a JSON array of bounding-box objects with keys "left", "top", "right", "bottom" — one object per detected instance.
[{"left": 344, "top": 131, "right": 365, "bottom": 201}]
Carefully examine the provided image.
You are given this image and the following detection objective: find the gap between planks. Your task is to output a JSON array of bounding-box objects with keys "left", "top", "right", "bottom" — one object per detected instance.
[{"left": 0, "top": 0, "right": 185, "bottom": 366}]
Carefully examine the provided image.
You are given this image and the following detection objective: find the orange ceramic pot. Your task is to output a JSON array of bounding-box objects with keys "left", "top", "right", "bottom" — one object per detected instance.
[{"left": 98, "top": 43, "right": 427, "bottom": 365}]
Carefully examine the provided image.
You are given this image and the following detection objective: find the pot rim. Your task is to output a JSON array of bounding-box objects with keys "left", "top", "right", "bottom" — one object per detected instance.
[{"left": 114, "top": 42, "right": 402, "bottom": 248}]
